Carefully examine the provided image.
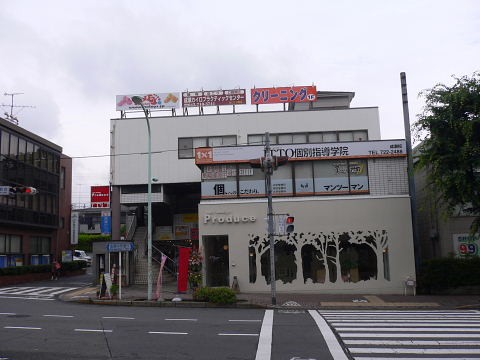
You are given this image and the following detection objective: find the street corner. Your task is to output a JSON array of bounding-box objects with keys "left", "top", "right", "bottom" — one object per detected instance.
[{"left": 60, "top": 286, "right": 98, "bottom": 302}]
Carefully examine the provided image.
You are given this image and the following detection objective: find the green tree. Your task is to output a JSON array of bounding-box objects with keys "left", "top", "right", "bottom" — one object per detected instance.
[{"left": 414, "top": 73, "right": 480, "bottom": 233}]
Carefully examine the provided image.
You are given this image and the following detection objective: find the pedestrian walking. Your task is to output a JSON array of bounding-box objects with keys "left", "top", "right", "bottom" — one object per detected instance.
[{"left": 51, "top": 259, "right": 61, "bottom": 280}]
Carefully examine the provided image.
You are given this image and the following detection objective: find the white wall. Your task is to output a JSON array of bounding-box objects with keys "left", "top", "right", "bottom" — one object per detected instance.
[
  {"left": 111, "top": 107, "right": 380, "bottom": 185},
  {"left": 199, "top": 196, "right": 415, "bottom": 294}
]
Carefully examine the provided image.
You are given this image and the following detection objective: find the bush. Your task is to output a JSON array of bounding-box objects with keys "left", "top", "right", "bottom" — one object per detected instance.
[
  {"left": 77, "top": 234, "right": 111, "bottom": 252},
  {"left": 0, "top": 261, "right": 86, "bottom": 276},
  {"left": 193, "top": 287, "right": 237, "bottom": 304},
  {"left": 419, "top": 256, "right": 480, "bottom": 294}
]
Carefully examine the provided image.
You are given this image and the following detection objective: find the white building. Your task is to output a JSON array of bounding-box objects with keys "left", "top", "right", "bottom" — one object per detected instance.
[{"left": 110, "top": 91, "right": 416, "bottom": 294}]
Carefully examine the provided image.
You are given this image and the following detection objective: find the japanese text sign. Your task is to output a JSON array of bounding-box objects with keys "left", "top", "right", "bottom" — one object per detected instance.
[
  {"left": 251, "top": 86, "right": 317, "bottom": 105},
  {"left": 116, "top": 93, "right": 180, "bottom": 111},
  {"left": 195, "top": 140, "right": 407, "bottom": 165},
  {"left": 182, "top": 89, "right": 246, "bottom": 107},
  {"left": 91, "top": 186, "right": 110, "bottom": 208}
]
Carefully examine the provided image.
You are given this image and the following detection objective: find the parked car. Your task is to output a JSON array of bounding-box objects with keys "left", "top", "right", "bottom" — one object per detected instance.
[{"left": 73, "top": 250, "right": 92, "bottom": 266}]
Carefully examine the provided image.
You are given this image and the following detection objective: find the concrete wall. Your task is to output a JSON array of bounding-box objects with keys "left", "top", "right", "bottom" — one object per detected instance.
[
  {"left": 110, "top": 107, "right": 380, "bottom": 186},
  {"left": 199, "top": 196, "right": 415, "bottom": 294}
]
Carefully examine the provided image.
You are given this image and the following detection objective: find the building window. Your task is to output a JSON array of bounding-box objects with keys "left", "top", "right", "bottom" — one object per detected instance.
[
  {"left": 30, "top": 236, "right": 50, "bottom": 254},
  {"left": 1, "top": 131, "right": 9, "bottom": 156},
  {"left": 0, "top": 234, "right": 22, "bottom": 253},
  {"left": 60, "top": 167, "right": 66, "bottom": 189},
  {"left": 178, "top": 136, "right": 237, "bottom": 159},
  {"left": 248, "top": 131, "right": 369, "bottom": 146}
]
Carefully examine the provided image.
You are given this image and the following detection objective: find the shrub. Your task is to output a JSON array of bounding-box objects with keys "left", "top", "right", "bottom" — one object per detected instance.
[
  {"left": 77, "top": 234, "right": 111, "bottom": 252},
  {"left": 193, "top": 287, "right": 237, "bottom": 304},
  {"left": 419, "top": 256, "right": 480, "bottom": 294}
]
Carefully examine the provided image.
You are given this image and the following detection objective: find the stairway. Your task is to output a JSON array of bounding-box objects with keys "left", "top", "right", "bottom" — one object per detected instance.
[{"left": 133, "top": 227, "right": 177, "bottom": 286}]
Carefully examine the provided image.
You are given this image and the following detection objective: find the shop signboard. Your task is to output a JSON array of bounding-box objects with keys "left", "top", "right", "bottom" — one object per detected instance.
[
  {"left": 195, "top": 140, "right": 407, "bottom": 165},
  {"left": 116, "top": 93, "right": 180, "bottom": 111},
  {"left": 251, "top": 85, "right": 317, "bottom": 105},
  {"left": 91, "top": 186, "right": 110, "bottom": 208},
  {"left": 453, "top": 233, "right": 480, "bottom": 256},
  {"left": 182, "top": 89, "right": 246, "bottom": 107}
]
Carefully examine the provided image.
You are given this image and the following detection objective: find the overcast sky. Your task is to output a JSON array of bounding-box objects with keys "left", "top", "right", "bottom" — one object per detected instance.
[{"left": 1, "top": 0, "right": 478, "bottom": 204}]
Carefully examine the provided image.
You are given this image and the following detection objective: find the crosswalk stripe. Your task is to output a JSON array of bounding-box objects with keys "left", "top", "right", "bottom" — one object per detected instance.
[
  {"left": 0, "top": 286, "right": 78, "bottom": 297},
  {"left": 320, "top": 310, "right": 480, "bottom": 359}
]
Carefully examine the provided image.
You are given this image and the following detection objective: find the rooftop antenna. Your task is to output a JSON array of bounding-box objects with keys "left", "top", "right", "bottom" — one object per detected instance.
[{"left": 2, "top": 92, "right": 35, "bottom": 125}]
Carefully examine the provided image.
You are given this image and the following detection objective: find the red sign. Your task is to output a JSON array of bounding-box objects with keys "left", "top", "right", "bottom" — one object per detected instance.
[
  {"left": 182, "top": 89, "right": 247, "bottom": 107},
  {"left": 251, "top": 86, "right": 317, "bottom": 105},
  {"left": 91, "top": 186, "right": 110, "bottom": 208}
]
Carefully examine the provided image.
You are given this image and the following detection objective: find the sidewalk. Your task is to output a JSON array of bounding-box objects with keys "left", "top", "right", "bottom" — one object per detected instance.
[{"left": 61, "top": 282, "right": 480, "bottom": 310}]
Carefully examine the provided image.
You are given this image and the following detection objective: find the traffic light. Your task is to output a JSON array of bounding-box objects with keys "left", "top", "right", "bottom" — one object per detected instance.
[
  {"left": 249, "top": 157, "right": 265, "bottom": 171},
  {"left": 13, "top": 186, "right": 38, "bottom": 195},
  {"left": 286, "top": 216, "right": 295, "bottom": 233}
]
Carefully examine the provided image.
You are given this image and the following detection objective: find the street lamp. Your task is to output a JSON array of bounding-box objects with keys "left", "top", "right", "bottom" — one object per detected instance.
[{"left": 132, "top": 96, "right": 153, "bottom": 301}]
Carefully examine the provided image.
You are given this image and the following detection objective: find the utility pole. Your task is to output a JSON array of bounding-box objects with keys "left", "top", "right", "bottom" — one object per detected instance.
[
  {"left": 249, "top": 133, "right": 289, "bottom": 305},
  {"left": 400, "top": 72, "right": 421, "bottom": 274},
  {"left": 264, "top": 132, "right": 276, "bottom": 305}
]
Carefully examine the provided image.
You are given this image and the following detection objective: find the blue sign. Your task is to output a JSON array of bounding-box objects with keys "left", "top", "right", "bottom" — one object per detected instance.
[
  {"left": 101, "top": 214, "right": 112, "bottom": 235},
  {"left": 106, "top": 242, "right": 135, "bottom": 252}
]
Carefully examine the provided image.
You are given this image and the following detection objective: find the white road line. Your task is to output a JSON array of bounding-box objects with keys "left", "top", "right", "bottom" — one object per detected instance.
[
  {"left": 4, "top": 326, "right": 42, "bottom": 330},
  {"left": 7, "top": 287, "right": 49, "bottom": 294},
  {"left": 218, "top": 333, "right": 259, "bottom": 336},
  {"left": 329, "top": 319, "right": 480, "bottom": 323},
  {"left": 0, "top": 312, "right": 16, "bottom": 315},
  {"left": 350, "top": 348, "right": 480, "bottom": 354},
  {"left": 164, "top": 318, "right": 197, "bottom": 321},
  {"left": 42, "top": 287, "right": 77, "bottom": 296},
  {"left": 331, "top": 322, "right": 480, "bottom": 327},
  {"left": 320, "top": 311, "right": 479, "bottom": 314},
  {"left": 255, "top": 310, "right": 273, "bottom": 360},
  {"left": 74, "top": 329, "right": 113, "bottom": 333},
  {"left": 148, "top": 331, "right": 188, "bottom": 335},
  {"left": 229, "top": 319, "right": 262, "bottom": 322},
  {"left": 102, "top": 316, "right": 135, "bottom": 320},
  {"left": 43, "top": 314, "right": 74, "bottom": 318},
  {"left": 337, "top": 326, "right": 480, "bottom": 332},
  {"left": 309, "top": 310, "right": 348, "bottom": 360},
  {"left": 344, "top": 339, "right": 480, "bottom": 346},
  {"left": 340, "top": 332, "right": 480, "bottom": 338},
  {"left": 0, "top": 296, "right": 54, "bottom": 301},
  {"left": 353, "top": 358, "right": 480, "bottom": 360}
]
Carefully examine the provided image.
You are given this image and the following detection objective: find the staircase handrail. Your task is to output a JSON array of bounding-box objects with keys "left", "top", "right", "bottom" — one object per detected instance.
[
  {"left": 125, "top": 215, "right": 137, "bottom": 241},
  {"left": 152, "top": 244, "right": 178, "bottom": 277}
]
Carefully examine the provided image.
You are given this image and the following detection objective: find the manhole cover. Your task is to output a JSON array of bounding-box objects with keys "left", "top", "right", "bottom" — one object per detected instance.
[{"left": 279, "top": 301, "right": 305, "bottom": 313}]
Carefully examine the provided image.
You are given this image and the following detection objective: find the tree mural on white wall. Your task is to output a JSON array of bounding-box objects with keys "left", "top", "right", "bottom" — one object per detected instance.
[
  {"left": 348, "top": 230, "right": 389, "bottom": 280},
  {"left": 248, "top": 229, "right": 390, "bottom": 285}
]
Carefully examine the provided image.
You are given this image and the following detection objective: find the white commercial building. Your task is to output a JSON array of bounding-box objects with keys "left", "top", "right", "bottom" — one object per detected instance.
[{"left": 110, "top": 91, "right": 416, "bottom": 294}]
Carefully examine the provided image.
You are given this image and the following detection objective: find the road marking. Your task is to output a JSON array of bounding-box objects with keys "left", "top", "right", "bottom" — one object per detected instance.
[
  {"left": 0, "top": 296, "right": 54, "bottom": 301},
  {"left": 331, "top": 322, "right": 480, "bottom": 327},
  {"left": 255, "top": 310, "right": 273, "bottom": 360},
  {"left": 0, "top": 313, "right": 16, "bottom": 315},
  {"left": 74, "top": 329, "right": 113, "bottom": 333},
  {"left": 102, "top": 316, "right": 135, "bottom": 320},
  {"left": 4, "top": 326, "right": 42, "bottom": 330},
  {"left": 308, "top": 310, "right": 348, "bottom": 360},
  {"left": 218, "top": 333, "right": 259, "bottom": 336},
  {"left": 351, "top": 348, "right": 480, "bottom": 354},
  {"left": 340, "top": 332, "right": 480, "bottom": 338},
  {"left": 229, "top": 319, "right": 262, "bottom": 322},
  {"left": 337, "top": 326, "right": 480, "bottom": 332},
  {"left": 43, "top": 314, "right": 74, "bottom": 318},
  {"left": 148, "top": 331, "right": 188, "bottom": 335},
  {"left": 344, "top": 339, "right": 480, "bottom": 346},
  {"left": 352, "top": 358, "right": 480, "bottom": 360},
  {"left": 164, "top": 318, "right": 197, "bottom": 321}
]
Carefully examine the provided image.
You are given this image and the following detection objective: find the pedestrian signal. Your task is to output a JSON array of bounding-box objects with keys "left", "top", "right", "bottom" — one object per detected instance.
[{"left": 286, "top": 216, "right": 295, "bottom": 233}]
